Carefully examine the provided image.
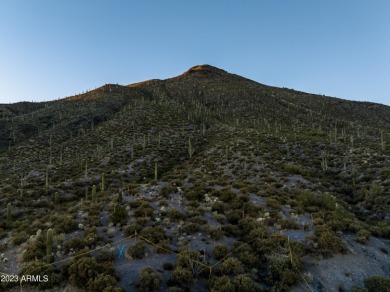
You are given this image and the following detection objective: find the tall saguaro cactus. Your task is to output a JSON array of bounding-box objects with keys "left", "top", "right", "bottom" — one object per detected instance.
[
  {"left": 7, "top": 203, "right": 12, "bottom": 227},
  {"left": 100, "top": 173, "right": 105, "bottom": 191},
  {"left": 46, "top": 229, "right": 53, "bottom": 263},
  {"left": 92, "top": 185, "right": 97, "bottom": 202},
  {"left": 188, "top": 137, "right": 195, "bottom": 158},
  {"left": 154, "top": 159, "right": 158, "bottom": 181},
  {"left": 45, "top": 166, "right": 49, "bottom": 194},
  {"left": 381, "top": 130, "right": 385, "bottom": 151}
]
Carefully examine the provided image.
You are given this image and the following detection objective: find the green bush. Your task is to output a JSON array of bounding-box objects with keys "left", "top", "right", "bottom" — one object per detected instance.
[
  {"left": 69, "top": 257, "right": 99, "bottom": 287},
  {"left": 299, "top": 191, "right": 335, "bottom": 212},
  {"left": 316, "top": 226, "right": 342, "bottom": 254},
  {"left": 182, "top": 222, "right": 200, "bottom": 234},
  {"left": 356, "top": 229, "right": 371, "bottom": 244},
  {"left": 68, "top": 256, "right": 115, "bottom": 288},
  {"left": 211, "top": 202, "right": 225, "bottom": 214},
  {"left": 110, "top": 205, "right": 128, "bottom": 225},
  {"left": 170, "top": 266, "right": 193, "bottom": 287},
  {"left": 87, "top": 274, "right": 118, "bottom": 292},
  {"left": 233, "top": 275, "right": 262, "bottom": 292},
  {"left": 12, "top": 231, "right": 29, "bottom": 245},
  {"left": 280, "top": 219, "right": 299, "bottom": 230},
  {"left": 364, "top": 276, "right": 390, "bottom": 292},
  {"left": 137, "top": 267, "right": 162, "bottom": 292},
  {"left": 22, "top": 233, "right": 46, "bottom": 262},
  {"left": 127, "top": 242, "right": 146, "bottom": 259},
  {"left": 219, "top": 188, "right": 237, "bottom": 203},
  {"left": 206, "top": 226, "right": 223, "bottom": 240},
  {"left": 54, "top": 215, "right": 78, "bottom": 233},
  {"left": 219, "top": 258, "right": 244, "bottom": 275},
  {"left": 283, "top": 163, "right": 307, "bottom": 176},
  {"left": 210, "top": 275, "right": 235, "bottom": 292},
  {"left": 140, "top": 226, "right": 166, "bottom": 243},
  {"left": 124, "top": 224, "right": 142, "bottom": 237},
  {"left": 20, "top": 260, "right": 63, "bottom": 289},
  {"left": 134, "top": 201, "right": 154, "bottom": 218},
  {"left": 213, "top": 244, "right": 228, "bottom": 260},
  {"left": 226, "top": 210, "right": 242, "bottom": 225},
  {"left": 168, "top": 209, "right": 186, "bottom": 221}
]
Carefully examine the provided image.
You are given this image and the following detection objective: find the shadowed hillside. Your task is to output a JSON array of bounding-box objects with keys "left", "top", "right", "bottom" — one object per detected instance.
[{"left": 0, "top": 65, "right": 389, "bottom": 291}]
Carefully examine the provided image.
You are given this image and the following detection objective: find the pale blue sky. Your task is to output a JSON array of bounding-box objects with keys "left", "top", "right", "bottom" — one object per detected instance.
[{"left": 1, "top": 1, "right": 389, "bottom": 105}]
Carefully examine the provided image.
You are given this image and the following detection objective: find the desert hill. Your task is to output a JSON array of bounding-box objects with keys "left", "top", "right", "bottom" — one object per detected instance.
[{"left": 0, "top": 65, "right": 389, "bottom": 291}]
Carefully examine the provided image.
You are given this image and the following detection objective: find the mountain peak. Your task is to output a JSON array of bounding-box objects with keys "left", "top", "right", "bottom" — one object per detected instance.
[{"left": 183, "top": 64, "right": 228, "bottom": 76}]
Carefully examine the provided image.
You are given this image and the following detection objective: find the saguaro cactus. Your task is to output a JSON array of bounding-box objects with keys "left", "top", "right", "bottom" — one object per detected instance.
[
  {"left": 92, "top": 185, "right": 97, "bottom": 202},
  {"left": 100, "top": 173, "right": 105, "bottom": 191},
  {"left": 85, "top": 161, "right": 88, "bottom": 178},
  {"left": 7, "top": 203, "right": 12, "bottom": 227},
  {"left": 188, "top": 137, "right": 195, "bottom": 158},
  {"left": 154, "top": 159, "right": 158, "bottom": 181},
  {"left": 46, "top": 229, "right": 53, "bottom": 263},
  {"left": 45, "top": 166, "right": 49, "bottom": 194},
  {"left": 381, "top": 130, "right": 385, "bottom": 151}
]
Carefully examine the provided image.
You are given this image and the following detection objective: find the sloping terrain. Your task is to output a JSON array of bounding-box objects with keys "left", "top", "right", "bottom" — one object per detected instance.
[{"left": 0, "top": 65, "right": 389, "bottom": 291}]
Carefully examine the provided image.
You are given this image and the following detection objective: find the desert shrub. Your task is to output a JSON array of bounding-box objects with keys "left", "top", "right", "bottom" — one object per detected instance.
[
  {"left": 231, "top": 197, "right": 244, "bottom": 209},
  {"left": 87, "top": 274, "right": 118, "bottom": 292},
  {"left": 12, "top": 231, "right": 29, "bottom": 245},
  {"left": 211, "top": 202, "right": 225, "bottom": 214},
  {"left": 265, "top": 197, "right": 281, "bottom": 211},
  {"left": 222, "top": 224, "right": 240, "bottom": 237},
  {"left": 159, "top": 184, "right": 176, "bottom": 198},
  {"left": 182, "top": 222, "right": 200, "bottom": 234},
  {"left": 83, "top": 228, "right": 104, "bottom": 247},
  {"left": 213, "top": 244, "right": 228, "bottom": 260},
  {"left": 137, "top": 267, "right": 162, "bottom": 292},
  {"left": 364, "top": 276, "right": 390, "bottom": 292},
  {"left": 280, "top": 219, "right": 299, "bottom": 230},
  {"left": 168, "top": 209, "right": 186, "bottom": 221},
  {"left": 298, "top": 191, "right": 335, "bottom": 212},
  {"left": 233, "top": 275, "right": 262, "bottom": 292},
  {"left": 236, "top": 250, "right": 261, "bottom": 269},
  {"left": 206, "top": 226, "right": 223, "bottom": 240},
  {"left": 64, "top": 237, "right": 85, "bottom": 253},
  {"left": 226, "top": 210, "right": 242, "bottom": 225},
  {"left": 283, "top": 163, "right": 307, "bottom": 176},
  {"left": 315, "top": 225, "right": 342, "bottom": 254},
  {"left": 96, "top": 250, "right": 115, "bottom": 263},
  {"left": 124, "top": 224, "right": 142, "bottom": 237},
  {"left": 128, "top": 200, "right": 141, "bottom": 208},
  {"left": 155, "top": 239, "right": 171, "bottom": 254},
  {"left": 219, "top": 258, "right": 244, "bottom": 275},
  {"left": 210, "top": 275, "right": 235, "bottom": 292},
  {"left": 356, "top": 229, "right": 371, "bottom": 244},
  {"left": 54, "top": 215, "right": 78, "bottom": 233},
  {"left": 110, "top": 205, "right": 127, "bottom": 225},
  {"left": 215, "top": 214, "right": 225, "bottom": 224},
  {"left": 219, "top": 188, "right": 237, "bottom": 203},
  {"left": 238, "top": 218, "right": 257, "bottom": 235},
  {"left": 22, "top": 233, "right": 46, "bottom": 262},
  {"left": 68, "top": 256, "right": 115, "bottom": 288},
  {"left": 140, "top": 226, "right": 166, "bottom": 243},
  {"left": 189, "top": 216, "right": 207, "bottom": 225},
  {"left": 20, "top": 260, "right": 63, "bottom": 289},
  {"left": 127, "top": 242, "right": 146, "bottom": 259},
  {"left": 266, "top": 256, "right": 298, "bottom": 288},
  {"left": 169, "top": 266, "right": 193, "bottom": 287},
  {"left": 134, "top": 201, "right": 154, "bottom": 218}
]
